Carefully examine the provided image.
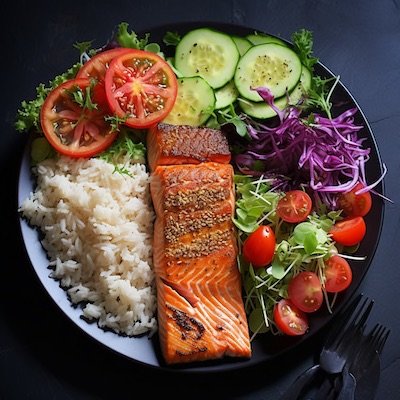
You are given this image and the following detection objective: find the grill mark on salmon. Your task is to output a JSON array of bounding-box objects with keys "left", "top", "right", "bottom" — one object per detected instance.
[
  {"left": 147, "top": 123, "right": 231, "bottom": 171},
  {"left": 149, "top": 128, "right": 251, "bottom": 365},
  {"left": 164, "top": 202, "right": 232, "bottom": 242}
]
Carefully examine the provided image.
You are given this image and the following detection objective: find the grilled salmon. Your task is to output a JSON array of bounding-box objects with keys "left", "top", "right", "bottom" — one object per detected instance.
[
  {"left": 150, "top": 160, "right": 251, "bottom": 364},
  {"left": 147, "top": 123, "right": 231, "bottom": 171}
]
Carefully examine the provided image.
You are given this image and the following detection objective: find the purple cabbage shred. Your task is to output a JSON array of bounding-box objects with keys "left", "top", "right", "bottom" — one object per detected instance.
[{"left": 234, "top": 87, "right": 378, "bottom": 209}]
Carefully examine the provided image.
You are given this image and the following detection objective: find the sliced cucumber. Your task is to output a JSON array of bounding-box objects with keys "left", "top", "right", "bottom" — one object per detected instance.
[
  {"left": 175, "top": 28, "right": 240, "bottom": 89},
  {"left": 246, "top": 33, "right": 287, "bottom": 46},
  {"left": 231, "top": 35, "right": 252, "bottom": 56},
  {"left": 234, "top": 43, "right": 302, "bottom": 102},
  {"left": 163, "top": 76, "right": 215, "bottom": 126},
  {"left": 238, "top": 66, "right": 312, "bottom": 119},
  {"left": 287, "top": 66, "right": 312, "bottom": 105},
  {"left": 214, "top": 80, "right": 239, "bottom": 110}
]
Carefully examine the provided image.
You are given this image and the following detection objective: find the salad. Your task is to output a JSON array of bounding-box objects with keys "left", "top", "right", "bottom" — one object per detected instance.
[{"left": 15, "top": 22, "right": 386, "bottom": 340}]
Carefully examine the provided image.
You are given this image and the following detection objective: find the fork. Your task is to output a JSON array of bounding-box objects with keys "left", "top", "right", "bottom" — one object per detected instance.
[
  {"left": 313, "top": 297, "right": 374, "bottom": 400},
  {"left": 279, "top": 294, "right": 373, "bottom": 400},
  {"left": 335, "top": 323, "right": 390, "bottom": 400}
]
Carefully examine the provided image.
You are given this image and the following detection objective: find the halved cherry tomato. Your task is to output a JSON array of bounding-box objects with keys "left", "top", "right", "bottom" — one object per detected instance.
[
  {"left": 242, "top": 225, "right": 276, "bottom": 268},
  {"left": 324, "top": 255, "right": 353, "bottom": 293},
  {"left": 337, "top": 183, "right": 372, "bottom": 217},
  {"left": 76, "top": 48, "right": 132, "bottom": 111},
  {"left": 273, "top": 299, "right": 309, "bottom": 336},
  {"left": 276, "top": 190, "right": 313, "bottom": 223},
  {"left": 104, "top": 49, "right": 178, "bottom": 128},
  {"left": 288, "top": 271, "right": 323, "bottom": 313},
  {"left": 329, "top": 216, "right": 366, "bottom": 246},
  {"left": 40, "top": 78, "right": 117, "bottom": 158}
]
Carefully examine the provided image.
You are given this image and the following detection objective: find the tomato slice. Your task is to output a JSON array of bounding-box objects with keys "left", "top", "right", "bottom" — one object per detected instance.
[
  {"left": 324, "top": 255, "right": 353, "bottom": 293},
  {"left": 273, "top": 299, "right": 309, "bottom": 336},
  {"left": 242, "top": 225, "right": 276, "bottom": 268},
  {"left": 104, "top": 49, "right": 178, "bottom": 128},
  {"left": 337, "top": 182, "right": 372, "bottom": 217},
  {"left": 76, "top": 48, "right": 132, "bottom": 111},
  {"left": 288, "top": 271, "right": 323, "bottom": 313},
  {"left": 40, "top": 78, "right": 117, "bottom": 158},
  {"left": 329, "top": 216, "right": 366, "bottom": 246},
  {"left": 77, "top": 48, "right": 132, "bottom": 80},
  {"left": 276, "top": 190, "right": 313, "bottom": 223}
]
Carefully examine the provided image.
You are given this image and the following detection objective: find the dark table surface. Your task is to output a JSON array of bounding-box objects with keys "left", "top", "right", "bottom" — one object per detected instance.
[{"left": 1, "top": 0, "right": 400, "bottom": 398}]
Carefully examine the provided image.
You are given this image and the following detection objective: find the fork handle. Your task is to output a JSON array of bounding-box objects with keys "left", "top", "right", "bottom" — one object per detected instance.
[
  {"left": 279, "top": 364, "right": 321, "bottom": 400},
  {"left": 336, "top": 371, "right": 356, "bottom": 400}
]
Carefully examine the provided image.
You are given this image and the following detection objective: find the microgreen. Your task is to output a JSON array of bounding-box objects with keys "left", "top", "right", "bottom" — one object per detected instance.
[
  {"left": 68, "top": 81, "right": 98, "bottom": 111},
  {"left": 235, "top": 174, "right": 341, "bottom": 336},
  {"left": 99, "top": 131, "right": 146, "bottom": 176}
]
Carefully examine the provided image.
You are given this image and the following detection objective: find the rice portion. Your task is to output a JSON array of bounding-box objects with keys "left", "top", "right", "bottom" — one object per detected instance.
[{"left": 19, "top": 156, "right": 157, "bottom": 336}]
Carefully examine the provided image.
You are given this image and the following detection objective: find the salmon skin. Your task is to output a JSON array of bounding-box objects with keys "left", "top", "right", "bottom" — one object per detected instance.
[
  {"left": 150, "top": 160, "right": 251, "bottom": 365},
  {"left": 147, "top": 123, "right": 231, "bottom": 172}
]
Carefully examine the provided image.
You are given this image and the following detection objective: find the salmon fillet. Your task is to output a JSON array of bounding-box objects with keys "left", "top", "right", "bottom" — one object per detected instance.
[
  {"left": 150, "top": 161, "right": 251, "bottom": 365},
  {"left": 147, "top": 123, "right": 231, "bottom": 171}
]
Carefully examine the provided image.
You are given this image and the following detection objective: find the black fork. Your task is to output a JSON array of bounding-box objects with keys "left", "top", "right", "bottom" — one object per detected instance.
[
  {"left": 279, "top": 294, "right": 373, "bottom": 400},
  {"left": 335, "top": 322, "right": 391, "bottom": 400}
]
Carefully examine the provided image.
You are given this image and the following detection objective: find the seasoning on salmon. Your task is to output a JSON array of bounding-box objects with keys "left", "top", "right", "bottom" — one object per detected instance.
[
  {"left": 147, "top": 123, "right": 231, "bottom": 171},
  {"left": 150, "top": 159, "right": 251, "bottom": 365}
]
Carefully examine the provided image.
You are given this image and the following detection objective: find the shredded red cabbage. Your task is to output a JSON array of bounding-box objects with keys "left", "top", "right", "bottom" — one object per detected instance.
[{"left": 234, "top": 87, "right": 381, "bottom": 209}]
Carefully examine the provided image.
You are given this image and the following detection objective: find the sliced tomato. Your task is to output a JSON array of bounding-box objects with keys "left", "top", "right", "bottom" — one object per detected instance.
[
  {"left": 76, "top": 48, "right": 131, "bottom": 110},
  {"left": 329, "top": 216, "right": 366, "bottom": 246},
  {"left": 273, "top": 299, "right": 309, "bottom": 336},
  {"left": 337, "top": 182, "right": 372, "bottom": 217},
  {"left": 104, "top": 49, "right": 178, "bottom": 128},
  {"left": 288, "top": 271, "right": 323, "bottom": 313},
  {"left": 242, "top": 225, "right": 276, "bottom": 268},
  {"left": 77, "top": 48, "right": 132, "bottom": 80},
  {"left": 40, "top": 78, "right": 117, "bottom": 158},
  {"left": 276, "top": 190, "right": 313, "bottom": 223},
  {"left": 324, "top": 255, "right": 353, "bottom": 293}
]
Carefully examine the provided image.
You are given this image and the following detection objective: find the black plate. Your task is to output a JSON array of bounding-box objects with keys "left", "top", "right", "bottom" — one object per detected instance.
[{"left": 17, "top": 22, "right": 385, "bottom": 373}]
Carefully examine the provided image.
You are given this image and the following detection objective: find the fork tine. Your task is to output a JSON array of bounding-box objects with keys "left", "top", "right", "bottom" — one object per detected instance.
[
  {"left": 370, "top": 323, "right": 390, "bottom": 354},
  {"left": 378, "top": 329, "right": 390, "bottom": 354},
  {"left": 354, "top": 298, "right": 374, "bottom": 330},
  {"left": 332, "top": 296, "right": 373, "bottom": 351},
  {"left": 324, "top": 293, "right": 363, "bottom": 348}
]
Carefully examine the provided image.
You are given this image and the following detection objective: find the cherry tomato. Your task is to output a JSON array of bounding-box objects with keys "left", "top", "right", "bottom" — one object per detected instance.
[
  {"left": 337, "top": 183, "right": 372, "bottom": 217},
  {"left": 273, "top": 299, "right": 309, "bottom": 336},
  {"left": 324, "top": 255, "right": 353, "bottom": 293},
  {"left": 104, "top": 49, "right": 178, "bottom": 128},
  {"left": 242, "top": 225, "right": 276, "bottom": 268},
  {"left": 40, "top": 78, "right": 117, "bottom": 158},
  {"left": 329, "top": 216, "right": 366, "bottom": 246},
  {"left": 276, "top": 190, "right": 313, "bottom": 223},
  {"left": 76, "top": 48, "right": 131, "bottom": 110},
  {"left": 288, "top": 271, "right": 323, "bottom": 313}
]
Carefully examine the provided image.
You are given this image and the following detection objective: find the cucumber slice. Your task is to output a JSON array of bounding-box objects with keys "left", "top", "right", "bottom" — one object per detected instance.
[
  {"left": 238, "top": 66, "right": 312, "bottom": 119},
  {"left": 234, "top": 43, "right": 302, "bottom": 102},
  {"left": 231, "top": 35, "right": 252, "bottom": 56},
  {"left": 288, "top": 66, "right": 312, "bottom": 105},
  {"left": 246, "top": 33, "right": 287, "bottom": 46},
  {"left": 163, "top": 76, "right": 216, "bottom": 126},
  {"left": 215, "top": 80, "right": 239, "bottom": 110},
  {"left": 175, "top": 28, "right": 240, "bottom": 89}
]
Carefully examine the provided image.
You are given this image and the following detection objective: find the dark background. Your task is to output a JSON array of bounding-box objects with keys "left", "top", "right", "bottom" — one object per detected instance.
[{"left": 1, "top": 0, "right": 400, "bottom": 398}]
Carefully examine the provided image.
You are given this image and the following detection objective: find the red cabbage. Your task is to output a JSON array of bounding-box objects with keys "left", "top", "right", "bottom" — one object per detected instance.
[{"left": 234, "top": 87, "right": 382, "bottom": 209}]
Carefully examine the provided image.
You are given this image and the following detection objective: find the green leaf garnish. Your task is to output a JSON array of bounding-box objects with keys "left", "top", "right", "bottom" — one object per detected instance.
[
  {"left": 291, "top": 28, "right": 319, "bottom": 71},
  {"left": 163, "top": 31, "right": 181, "bottom": 46},
  {"left": 116, "top": 22, "right": 150, "bottom": 49}
]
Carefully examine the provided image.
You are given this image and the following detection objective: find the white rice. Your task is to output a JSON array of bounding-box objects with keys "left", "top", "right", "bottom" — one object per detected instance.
[{"left": 19, "top": 156, "right": 157, "bottom": 336}]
